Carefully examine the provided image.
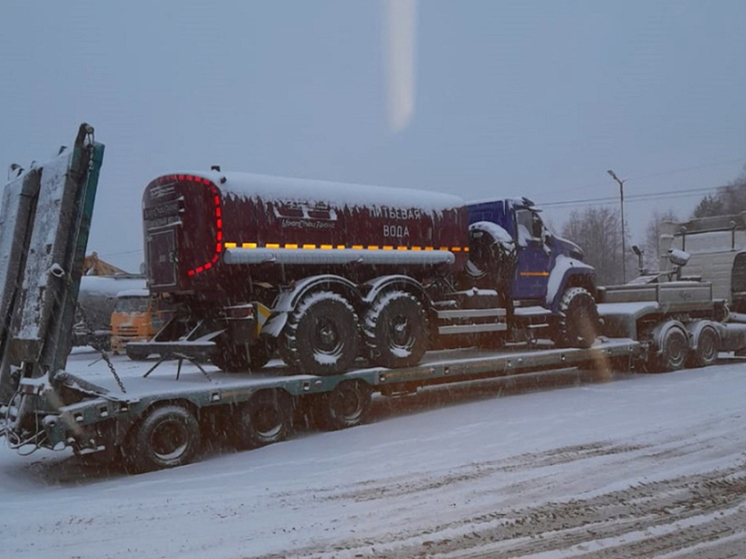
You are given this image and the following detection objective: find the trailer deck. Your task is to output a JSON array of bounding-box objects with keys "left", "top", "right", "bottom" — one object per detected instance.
[{"left": 22, "top": 338, "right": 636, "bottom": 459}]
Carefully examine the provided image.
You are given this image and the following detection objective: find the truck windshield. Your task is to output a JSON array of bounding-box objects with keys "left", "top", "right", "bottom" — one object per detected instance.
[{"left": 115, "top": 297, "right": 149, "bottom": 313}]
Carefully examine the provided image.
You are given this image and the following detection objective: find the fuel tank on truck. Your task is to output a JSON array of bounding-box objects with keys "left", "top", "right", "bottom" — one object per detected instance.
[{"left": 142, "top": 171, "right": 468, "bottom": 296}]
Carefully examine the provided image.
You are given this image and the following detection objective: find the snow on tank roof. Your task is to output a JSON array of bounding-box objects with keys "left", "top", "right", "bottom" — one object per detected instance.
[{"left": 170, "top": 171, "right": 464, "bottom": 212}]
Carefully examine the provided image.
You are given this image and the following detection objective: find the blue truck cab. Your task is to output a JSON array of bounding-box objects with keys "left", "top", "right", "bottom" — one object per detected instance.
[{"left": 467, "top": 197, "right": 598, "bottom": 347}]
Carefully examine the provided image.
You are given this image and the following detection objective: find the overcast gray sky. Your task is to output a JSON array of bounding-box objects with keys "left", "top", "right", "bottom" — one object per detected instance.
[{"left": 2, "top": 0, "right": 745, "bottom": 272}]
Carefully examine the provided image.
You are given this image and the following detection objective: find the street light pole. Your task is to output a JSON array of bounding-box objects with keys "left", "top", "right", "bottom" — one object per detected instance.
[{"left": 607, "top": 169, "right": 626, "bottom": 283}]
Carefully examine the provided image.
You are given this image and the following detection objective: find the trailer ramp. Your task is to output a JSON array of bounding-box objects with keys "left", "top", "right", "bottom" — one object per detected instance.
[{"left": 0, "top": 124, "right": 104, "bottom": 405}]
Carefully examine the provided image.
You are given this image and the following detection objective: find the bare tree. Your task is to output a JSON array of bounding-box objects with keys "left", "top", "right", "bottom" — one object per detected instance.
[
  {"left": 562, "top": 206, "right": 626, "bottom": 285},
  {"left": 640, "top": 209, "right": 679, "bottom": 273}
]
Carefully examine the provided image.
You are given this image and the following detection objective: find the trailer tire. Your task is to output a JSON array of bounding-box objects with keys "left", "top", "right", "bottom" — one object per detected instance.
[
  {"left": 364, "top": 291, "right": 428, "bottom": 369},
  {"left": 280, "top": 291, "right": 359, "bottom": 375},
  {"left": 232, "top": 390, "right": 293, "bottom": 449},
  {"left": 128, "top": 405, "right": 200, "bottom": 472},
  {"left": 555, "top": 287, "right": 598, "bottom": 349},
  {"left": 690, "top": 326, "right": 719, "bottom": 368},
  {"left": 213, "top": 338, "right": 275, "bottom": 372},
  {"left": 313, "top": 380, "right": 372, "bottom": 431}
]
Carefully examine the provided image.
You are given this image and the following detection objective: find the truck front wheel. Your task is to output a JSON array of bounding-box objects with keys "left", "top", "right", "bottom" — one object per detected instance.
[
  {"left": 280, "top": 291, "right": 360, "bottom": 375},
  {"left": 364, "top": 291, "right": 428, "bottom": 369},
  {"left": 554, "top": 287, "right": 598, "bottom": 349},
  {"left": 128, "top": 405, "right": 200, "bottom": 472}
]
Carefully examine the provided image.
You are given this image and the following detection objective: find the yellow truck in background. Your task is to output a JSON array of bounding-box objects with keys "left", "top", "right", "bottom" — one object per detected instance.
[{"left": 110, "top": 289, "right": 159, "bottom": 356}]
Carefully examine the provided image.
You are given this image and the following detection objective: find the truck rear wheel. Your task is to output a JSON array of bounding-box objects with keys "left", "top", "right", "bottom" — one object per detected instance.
[
  {"left": 649, "top": 327, "right": 689, "bottom": 372},
  {"left": 554, "top": 287, "right": 598, "bottom": 349},
  {"left": 364, "top": 291, "right": 428, "bottom": 369},
  {"left": 313, "top": 380, "right": 372, "bottom": 431},
  {"left": 690, "top": 326, "right": 718, "bottom": 368},
  {"left": 128, "top": 405, "right": 200, "bottom": 472},
  {"left": 232, "top": 390, "right": 292, "bottom": 449},
  {"left": 280, "top": 291, "right": 359, "bottom": 375}
]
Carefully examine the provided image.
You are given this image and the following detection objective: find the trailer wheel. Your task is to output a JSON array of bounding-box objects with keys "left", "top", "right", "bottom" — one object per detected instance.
[
  {"left": 364, "top": 291, "right": 428, "bottom": 368},
  {"left": 232, "top": 390, "right": 293, "bottom": 449},
  {"left": 555, "top": 287, "right": 598, "bottom": 349},
  {"left": 313, "top": 380, "right": 372, "bottom": 431},
  {"left": 280, "top": 291, "right": 359, "bottom": 375},
  {"left": 129, "top": 405, "right": 200, "bottom": 472},
  {"left": 213, "top": 338, "right": 275, "bottom": 372},
  {"left": 690, "top": 326, "right": 719, "bottom": 368},
  {"left": 652, "top": 327, "right": 689, "bottom": 372}
]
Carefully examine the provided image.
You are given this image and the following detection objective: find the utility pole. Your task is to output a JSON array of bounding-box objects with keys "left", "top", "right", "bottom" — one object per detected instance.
[{"left": 607, "top": 169, "right": 626, "bottom": 283}]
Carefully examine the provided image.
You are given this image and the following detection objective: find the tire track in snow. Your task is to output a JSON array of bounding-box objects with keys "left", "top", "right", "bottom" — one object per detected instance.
[{"left": 247, "top": 461, "right": 746, "bottom": 559}]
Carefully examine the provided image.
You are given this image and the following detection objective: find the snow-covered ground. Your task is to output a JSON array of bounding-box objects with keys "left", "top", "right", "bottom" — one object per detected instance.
[{"left": 2, "top": 351, "right": 746, "bottom": 558}]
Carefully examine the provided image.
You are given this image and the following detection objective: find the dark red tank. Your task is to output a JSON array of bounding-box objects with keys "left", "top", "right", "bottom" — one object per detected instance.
[{"left": 142, "top": 171, "right": 468, "bottom": 299}]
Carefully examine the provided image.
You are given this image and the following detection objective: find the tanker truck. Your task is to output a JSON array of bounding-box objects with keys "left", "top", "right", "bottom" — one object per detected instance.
[{"left": 130, "top": 170, "right": 597, "bottom": 375}]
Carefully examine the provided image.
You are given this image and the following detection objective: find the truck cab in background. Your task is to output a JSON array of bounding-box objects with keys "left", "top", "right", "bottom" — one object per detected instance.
[
  {"left": 110, "top": 290, "right": 160, "bottom": 356},
  {"left": 659, "top": 212, "right": 746, "bottom": 313}
]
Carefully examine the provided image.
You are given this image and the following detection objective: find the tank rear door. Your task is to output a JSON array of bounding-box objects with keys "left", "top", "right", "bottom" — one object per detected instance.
[{"left": 148, "top": 228, "right": 177, "bottom": 287}]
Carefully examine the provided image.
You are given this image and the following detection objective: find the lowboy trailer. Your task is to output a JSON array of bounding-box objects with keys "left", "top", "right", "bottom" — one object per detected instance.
[{"left": 7, "top": 338, "right": 637, "bottom": 472}]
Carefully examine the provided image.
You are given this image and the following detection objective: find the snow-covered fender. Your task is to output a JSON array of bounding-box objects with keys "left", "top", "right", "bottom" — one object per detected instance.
[
  {"left": 545, "top": 254, "right": 596, "bottom": 312},
  {"left": 685, "top": 320, "right": 720, "bottom": 351},
  {"left": 260, "top": 274, "right": 360, "bottom": 337},
  {"left": 361, "top": 275, "right": 432, "bottom": 308},
  {"left": 650, "top": 319, "right": 688, "bottom": 355}
]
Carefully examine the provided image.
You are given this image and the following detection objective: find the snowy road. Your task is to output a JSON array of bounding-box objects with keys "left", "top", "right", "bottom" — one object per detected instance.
[{"left": 2, "top": 352, "right": 746, "bottom": 558}]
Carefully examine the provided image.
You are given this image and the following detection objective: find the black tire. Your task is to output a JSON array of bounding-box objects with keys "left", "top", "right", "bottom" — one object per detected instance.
[
  {"left": 232, "top": 390, "right": 293, "bottom": 449},
  {"left": 690, "top": 326, "right": 718, "bottom": 368},
  {"left": 652, "top": 327, "right": 689, "bottom": 372},
  {"left": 128, "top": 405, "right": 200, "bottom": 472},
  {"left": 313, "top": 380, "right": 372, "bottom": 431},
  {"left": 280, "top": 291, "right": 359, "bottom": 375},
  {"left": 554, "top": 287, "right": 598, "bottom": 349},
  {"left": 364, "top": 291, "right": 428, "bottom": 368},
  {"left": 213, "top": 338, "right": 275, "bottom": 372},
  {"left": 125, "top": 345, "right": 151, "bottom": 361}
]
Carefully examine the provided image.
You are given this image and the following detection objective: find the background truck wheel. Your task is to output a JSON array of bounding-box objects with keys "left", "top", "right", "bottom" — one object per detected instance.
[
  {"left": 312, "top": 380, "right": 372, "bottom": 431},
  {"left": 213, "top": 338, "right": 275, "bottom": 372},
  {"left": 690, "top": 326, "right": 719, "bottom": 368},
  {"left": 554, "top": 287, "right": 598, "bottom": 349},
  {"left": 232, "top": 390, "right": 292, "bottom": 449},
  {"left": 128, "top": 405, "right": 200, "bottom": 472},
  {"left": 364, "top": 291, "right": 428, "bottom": 368},
  {"left": 125, "top": 345, "right": 151, "bottom": 361},
  {"left": 650, "top": 327, "right": 689, "bottom": 372},
  {"left": 280, "top": 291, "right": 359, "bottom": 375}
]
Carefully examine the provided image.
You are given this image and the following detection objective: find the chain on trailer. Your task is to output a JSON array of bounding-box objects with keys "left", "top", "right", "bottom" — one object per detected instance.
[{"left": 74, "top": 300, "right": 127, "bottom": 394}]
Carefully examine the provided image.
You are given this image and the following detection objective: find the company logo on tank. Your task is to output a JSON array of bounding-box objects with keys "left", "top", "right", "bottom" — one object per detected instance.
[{"left": 280, "top": 219, "right": 337, "bottom": 230}]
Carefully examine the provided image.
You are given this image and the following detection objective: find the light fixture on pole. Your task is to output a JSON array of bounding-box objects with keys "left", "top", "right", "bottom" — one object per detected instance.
[{"left": 607, "top": 169, "right": 626, "bottom": 283}]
